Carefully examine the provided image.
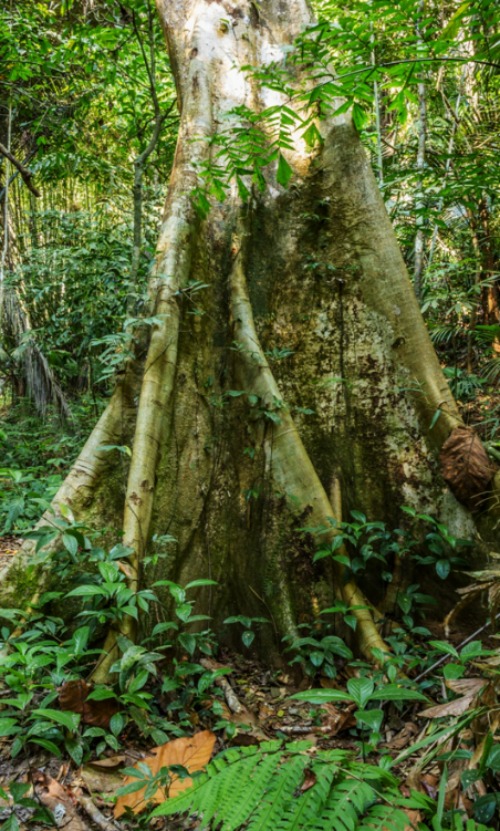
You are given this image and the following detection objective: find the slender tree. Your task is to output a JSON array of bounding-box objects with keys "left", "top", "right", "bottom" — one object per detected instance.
[{"left": 1, "top": 0, "right": 498, "bottom": 678}]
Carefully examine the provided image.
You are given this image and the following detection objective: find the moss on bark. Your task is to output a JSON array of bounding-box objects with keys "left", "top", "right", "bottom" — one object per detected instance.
[{"left": 0, "top": 0, "right": 495, "bottom": 669}]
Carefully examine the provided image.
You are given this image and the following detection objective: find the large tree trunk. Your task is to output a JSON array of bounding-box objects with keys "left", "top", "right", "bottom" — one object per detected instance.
[{"left": 1, "top": 0, "right": 498, "bottom": 671}]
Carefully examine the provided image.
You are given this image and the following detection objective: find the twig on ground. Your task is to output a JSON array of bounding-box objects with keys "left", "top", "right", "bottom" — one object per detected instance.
[
  {"left": 199, "top": 658, "right": 245, "bottom": 714},
  {"left": 77, "top": 793, "right": 120, "bottom": 831}
]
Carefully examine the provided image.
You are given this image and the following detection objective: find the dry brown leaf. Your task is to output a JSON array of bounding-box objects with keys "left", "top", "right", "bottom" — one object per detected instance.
[
  {"left": 117, "top": 560, "right": 135, "bottom": 579},
  {"left": 420, "top": 773, "right": 440, "bottom": 799},
  {"left": 320, "top": 702, "right": 356, "bottom": 736},
  {"left": 445, "top": 678, "right": 487, "bottom": 696},
  {"left": 33, "top": 772, "right": 86, "bottom": 831},
  {"left": 58, "top": 680, "right": 119, "bottom": 728},
  {"left": 440, "top": 426, "right": 497, "bottom": 509},
  {"left": 319, "top": 677, "right": 341, "bottom": 689},
  {"left": 403, "top": 808, "right": 422, "bottom": 831},
  {"left": 300, "top": 769, "right": 317, "bottom": 792},
  {"left": 418, "top": 692, "right": 478, "bottom": 719},
  {"left": 114, "top": 730, "right": 216, "bottom": 818},
  {"left": 384, "top": 722, "right": 419, "bottom": 751},
  {"left": 88, "top": 755, "right": 126, "bottom": 770}
]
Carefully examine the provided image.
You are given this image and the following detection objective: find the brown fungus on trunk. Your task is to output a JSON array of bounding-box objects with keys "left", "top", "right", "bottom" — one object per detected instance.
[{"left": 440, "top": 426, "right": 498, "bottom": 511}]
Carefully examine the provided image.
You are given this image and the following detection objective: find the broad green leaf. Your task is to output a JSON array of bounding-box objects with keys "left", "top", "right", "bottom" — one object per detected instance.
[
  {"left": 110, "top": 712, "right": 125, "bottom": 737},
  {"left": 185, "top": 579, "right": 218, "bottom": 589},
  {"left": 291, "top": 689, "right": 353, "bottom": 704},
  {"left": 435, "top": 559, "right": 451, "bottom": 579},
  {"left": 356, "top": 708, "right": 384, "bottom": 731},
  {"left": 276, "top": 153, "right": 293, "bottom": 187},
  {"left": 176, "top": 603, "right": 193, "bottom": 622},
  {"left": 86, "top": 687, "right": 117, "bottom": 701},
  {"left": 30, "top": 738, "right": 62, "bottom": 756},
  {"left": 30, "top": 709, "right": 81, "bottom": 731},
  {"left": 429, "top": 640, "right": 459, "bottom": 659},
  {"left": 1, "top": 814, "right": 20, "bottom": 831},
  {"left": 242, "top": 630, "right": 255, "bottom": 648},
  {"left": 65, "top": 736, "right": 84, "bottom": 766},
  {"left": 370, "top": 685, "right": 428, "bottom": 703},
  {"left": 178, "top": 633, "right": 196, "bottom": 656},
  {"left": 347, "top": 677, "right": 374, "bottom": 708},
  {"left": 62, "top": 533, "right": 79, "bottom": 557},
  {"left": 66, "top": 584, "right": 107, "bottom": 597},
  {"left": 0, "top": 718, "right": 22, "bottom": 737}
]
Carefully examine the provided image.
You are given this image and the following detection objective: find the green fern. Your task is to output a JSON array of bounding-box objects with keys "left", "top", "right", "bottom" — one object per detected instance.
[{"left": 151, "top": 741, "right": 423, "bottom": 831}]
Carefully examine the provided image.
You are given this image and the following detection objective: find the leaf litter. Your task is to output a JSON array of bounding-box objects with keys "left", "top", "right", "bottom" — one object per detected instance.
[{"left": 2, "top": 643, "right": 500, "bottom": 829}]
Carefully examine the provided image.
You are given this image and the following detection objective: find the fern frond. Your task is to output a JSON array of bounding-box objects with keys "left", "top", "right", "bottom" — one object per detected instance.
[
  {"left": 357, "top": 803, "right": 411, "bottom": 831},
  {"left": 151, "top": 741, "right": 431, "bottom": 831},
  {"left": 152, "top": 741, "right": 285, "bottom": 828},
  {"left": 246, "top": 754, "right": 307, "bottom": 831},
  {"left": 152, "top": 744, "right": 260, "bottom": 826},
  {"left": 219, "top": 749, "right": 285, "bottom": 831},
  {"left": 312, "top": 778, "right": 376, "bottom": 831},
  {"left": 276, "top": 764, "right": 338, "bottom": 831}
]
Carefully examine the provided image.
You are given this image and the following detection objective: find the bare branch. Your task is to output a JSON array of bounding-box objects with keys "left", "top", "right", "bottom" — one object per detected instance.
[{"left": 0, "top": 142, "right": 41, "bottom": 197}]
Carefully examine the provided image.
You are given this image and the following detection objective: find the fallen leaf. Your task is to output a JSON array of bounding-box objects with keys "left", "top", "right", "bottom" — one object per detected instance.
[
  {"left": 421, "top": 773, "right": 439, "bottom": 799},
  {"left": 418, "top": 693, "right": 478, "bottom": 719},
  {"left": 58, "top": 680, "right": 119, "bottom": 728},
  {"left": 384, "top": 722, "right": 418, "bottom": 750},
  {"left": 88, "top": 755, "right": 126, "bottom": 770},
  {"left": 445, "top": 678, "right": 487, "bottom": 696},
  {"left": 320, "top": 701, "right": 356, "bottom": 736},
  {"left": 300, "top": 769, "right": 317, "bottom": 792},
  {"left": 33, "top": 772, "right": 86, "bottom": 831},
  {"left": 114, "top": 730, "right": 216, "bottom": 817},
  {"left": 419, "top": 678, "right": 491, "bottom": 720},
  {"left": 258, "top": 703, "right": 274, "bottom": 720},
  {"left": 403, "top": 809, "right": 422, "bottom": 831}
]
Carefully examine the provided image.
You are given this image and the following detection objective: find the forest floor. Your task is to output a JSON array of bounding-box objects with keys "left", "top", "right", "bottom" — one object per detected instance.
[
  {"left": 0, "top": 619, "right": 497, "bottom": 831},
  {"left": 0, "top": 394, "right": 499, "bottom": 830}
]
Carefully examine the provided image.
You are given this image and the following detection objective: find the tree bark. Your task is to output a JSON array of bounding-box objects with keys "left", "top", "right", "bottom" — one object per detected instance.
[{"left": 1, "top": 0, "right": 498, "bottom": 668}]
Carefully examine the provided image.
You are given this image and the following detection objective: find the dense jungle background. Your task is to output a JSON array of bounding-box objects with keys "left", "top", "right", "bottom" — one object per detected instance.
[{"left": 0, "top": 0, "right": 499, "bottom": 829}]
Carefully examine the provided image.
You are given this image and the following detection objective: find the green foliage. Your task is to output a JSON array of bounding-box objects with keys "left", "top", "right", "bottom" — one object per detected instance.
[
  {"left": 0, "top": 781, "right": 54, "bottom": 831},
  {"left": 0, "top": 612, "right": 99, "bottom": 761},
  {"left": 151, "top": 740, "right": 421, "bottom": 831},
  {"left": 0, "top": 0, "right": 178, "bottom": 403},
  {"left": 149, "top": 738, "right": 493, "bottom": 831},
  {"left": 311, "top": 508, "right": 471, "bottom": 609},
  {"left": 7, "top": 209, "right": 140, "bottom": 391},
  {"left": 0, "top": 467, "right": 60, "bottom": 533},
  {"left": 461, "top": 736, "right": 500, "bottom": 825},
  {"left": 283, "top": 622, "right": 353, "bottom": 679},
  {"left": 223, "top": 615, "right": 270, "bottom": 648},
  {"left": 0, "top": 519, "right": 222, "bottom": 761},
  {"left": 428, "top": 639, "right": 493, "bottom": 681},
  {"left": 442, "top": 367, "right": 486, "bottom": 403},
  {"left": 293, "top": 677, "right": 428, "bottom": 754}
]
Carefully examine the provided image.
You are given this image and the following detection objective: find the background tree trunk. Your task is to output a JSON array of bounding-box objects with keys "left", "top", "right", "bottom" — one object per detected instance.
[{"left": 1, "top": 0, "right": 498, "bottom": 664}]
